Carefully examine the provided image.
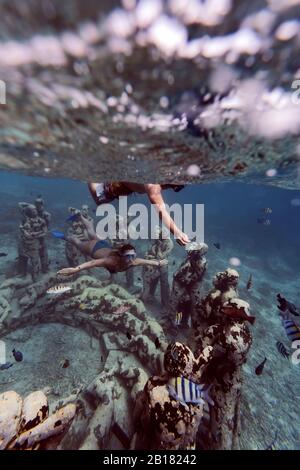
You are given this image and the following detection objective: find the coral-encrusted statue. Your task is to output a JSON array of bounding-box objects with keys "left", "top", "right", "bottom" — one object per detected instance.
[
  {"left": 133, "top": 341, "right": 214, "bottom": 450},
  {"left": 196, "top": 298, "right": 253, "bottom": 450},
  {"left": 0, "top": 390, "right": 76, "bottom": 450}
]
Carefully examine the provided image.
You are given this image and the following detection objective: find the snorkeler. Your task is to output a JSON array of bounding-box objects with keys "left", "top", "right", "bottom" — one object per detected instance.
[
  {"left": 88, "top": 182, "right": 191, "bottom": 246},
  {"left": 55, "top": 215, "right": 168, "bottom": 276}
]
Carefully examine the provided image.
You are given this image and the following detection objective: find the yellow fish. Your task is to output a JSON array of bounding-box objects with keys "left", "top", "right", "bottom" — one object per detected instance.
[{"left": 175, "top": 312, "right": 183, "bottom": 326}]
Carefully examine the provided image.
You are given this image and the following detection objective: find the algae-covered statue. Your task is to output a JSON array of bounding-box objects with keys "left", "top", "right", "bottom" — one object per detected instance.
[
  {"left": 196, "top": 297, "right": 254, "bottom": 450},
  {"left": 17, "top": 203, "right": 48, "bottom": 281},
  {"left": 34, "top": 197, "right": 51, "bottom": 272},
  {"left": 0, "top": 390, "right": 76, "bottom": 450},
  {"left": 132, "top": 341, "right": 214, "bottom": 450},
  {"left": 141, "top": 227, "right": 173, "bottom": 312},
  {"left": 194, "top": 268, "right": 240, "bottom": 336},
  {"left": 65, "top": 205, "right": 92, "bottom": 267},
  {"left": 169, "top": 242, "right": 208, "bottom": 327}
]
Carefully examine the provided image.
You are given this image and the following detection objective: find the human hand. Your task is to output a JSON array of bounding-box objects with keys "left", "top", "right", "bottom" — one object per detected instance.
[
  {"left": 175, "top": 231, "right": 191, "bottom": 246},
  {"left": 159, "top": 259, "right": 168, "bottom": 267},
  {"left": 57, "top": 267, "right": 78, "bottom": 276}
]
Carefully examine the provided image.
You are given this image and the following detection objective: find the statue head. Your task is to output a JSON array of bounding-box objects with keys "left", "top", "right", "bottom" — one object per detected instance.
[
  {"left": 213, "top": 268, "right": 239, "bottom": 290},
  {"left": 35, "top": 197, "right": 44, "bottom": 211},
  {"left": 24, "top": 204, "right": 38, "bottom": 219}
]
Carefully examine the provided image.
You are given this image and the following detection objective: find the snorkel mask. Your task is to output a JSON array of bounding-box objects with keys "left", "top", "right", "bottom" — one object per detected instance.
[{"left": 122, "top": 249, "right": 137, "bottom": 262}]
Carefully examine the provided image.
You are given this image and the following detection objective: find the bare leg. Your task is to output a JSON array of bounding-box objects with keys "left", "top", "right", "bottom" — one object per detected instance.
[
  {"left": 88, "top": 182, "right": 102, "bottom": 205},
  {"left": 66, "top": 234, "right": 96, "bottom": 257},
  {"left": 80, "top": 214, "right": 97, "bottom": 240}
]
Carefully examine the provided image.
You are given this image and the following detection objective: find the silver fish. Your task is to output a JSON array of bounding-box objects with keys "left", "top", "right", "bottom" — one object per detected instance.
[{"left": 46, "top": 285, "right": 72, "bottom": 295}]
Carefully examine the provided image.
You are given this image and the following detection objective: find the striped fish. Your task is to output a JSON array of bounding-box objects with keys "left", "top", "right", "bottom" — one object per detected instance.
[
  {"left": 46, "top": 285, "right": 72, "bottom": 295},
  {"left": 276, "top": 341, "right": 290, "bottom": 359},
  {"left": 282, "top": 319, "right": 300, "bottom": 342},
  {"left": 167, "top": 376, "right": 214, "bottom": 406}
]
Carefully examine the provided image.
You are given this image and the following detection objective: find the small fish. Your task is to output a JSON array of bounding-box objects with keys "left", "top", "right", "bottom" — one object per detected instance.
[
  {"left": 79, "top": 303, "right": 87, "bottom": 310},
  {"left": 255, "top": 357, "right": 267, "bottom": 376},
  {"left": 257, "top": 217, "right": 271, "bottom": 225},
  {"left": 155, "top": 337, "right": 161, "bottom": 349},
  {"left": 61, "top": 359, "right": 70, "bottom": 369},
  {"left": 277, "top": 294, "right": 300, "bottom": 317},
  {"left": 126, "top": 331, "right": 132, "bottom": 340},
  {"left": 46, "top": 285, "right": 72, "bottom": 295},
  {"left": 168, "top": 377, "right": 214, "bottom": 406},
  {"left": 276, "top": 341, "right": 289, "bottom": 359},
  {"left": 246, "top": 274, "right": 253, "bottom": 290},
  {"left": 282, "top": 318, "right": 300, "bottom": 342},
  {"left": 0, "top": 252, "right": 8, "bottom": 257},
  {"left": 66, "top": 213, "right": 80, "bottom": 223},
  {"left": 100, "top": 356, "right": 103, "bottom": 362},
  {"left": 12, "top": 349, "right": 23, "bottom": 362},
  {"left": 222, "top": 306, "right": 256, "bottom": 325},
  {"left": 213, "top": 243, "right": 221, "bottom": 250},
  {"left": 172, "top": 260, "right": 176, "bottom": 266},
  {"left": 261, "top": 207, "right": 272, "bottom": 214},
  {"left": 0, "top": 362, "right": 13, "bottom": 371},
  {"left": 114, "top": 305, "right": 130, "bottom": 314},
  {"left": 175, "top": 312, "right": 183, "bottom": 326},
  {"left": 277, "top": 293, "right": 288, "bottom": 312}
]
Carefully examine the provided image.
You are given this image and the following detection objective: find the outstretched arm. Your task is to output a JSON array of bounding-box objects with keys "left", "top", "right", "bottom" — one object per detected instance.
[
  {"left": 144, "top": 184, "right": 190, "bottom": 246},
  {"left": 132, "top": 258, "right": 168, "bottom": 268},
  {"left": 57, "top": 258, "right": 108, "bottom": 276}
]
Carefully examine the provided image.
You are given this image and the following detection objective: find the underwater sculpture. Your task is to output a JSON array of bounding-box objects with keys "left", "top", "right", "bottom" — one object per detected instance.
[
  {"left": 0, "top": 274, "right": 166, "bottom": 373},
  {"left": 17, "top": 203, "right": 48, "bottom": 281},
  {"left": 194, "top": 268, "right": 240, "bottom": 336},
  {"left": 0, "top": 390, "right": 76, "bottom": 450},
  {"left": 0, "top": 272, "right": 169, "bottom": 449},
  {"left": 169, "top": 242, "right": 208, "bottom": 327},
  {"left": 65, "top": 206, "right": 92, "bottom": 267},
  {"left": 132, "top": 341, "right": 214, "bottom": 450},
  {"left": 196, "top": 298, "right": 253, "bottom": 450},
  {"left": 141, "top": 227, "right": 174, "bottom": 313},
  {"left": 34, "top": 197, "right": 51, "bottom": 273}
]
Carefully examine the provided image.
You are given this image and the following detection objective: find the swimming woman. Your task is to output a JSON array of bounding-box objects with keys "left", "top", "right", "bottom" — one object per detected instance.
[
  {"left": 88, "top": 182, "right": 190, "bottom": 246},
  {"left": 56, "top": 215, "right": 168, "bottom": 276}
]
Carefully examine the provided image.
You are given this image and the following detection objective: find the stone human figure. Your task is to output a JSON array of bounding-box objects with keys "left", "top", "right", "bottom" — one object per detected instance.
[
  {"left": 18, "top": 204, "right": 47, "bottom": 281},
  {"left": 34, "top": 197, "right": 51, "bottom": 272},
  {"left": 133, "top": 341, "right": 214, "bottom": 450},
  {"left": 169, "top": 242, "right": 208, "bottom": 327},
  {"left": 65, "top": 206, "right": 91, "bottom": 267},
  {"left": 196, "top": 298, "right": 253, "bottom": 450},
  {"left": 141, "top": 227, "right": 173, "bottom": 312},
  {"left": 194, "top": 268, "right": 239, "bottom": 336}
]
